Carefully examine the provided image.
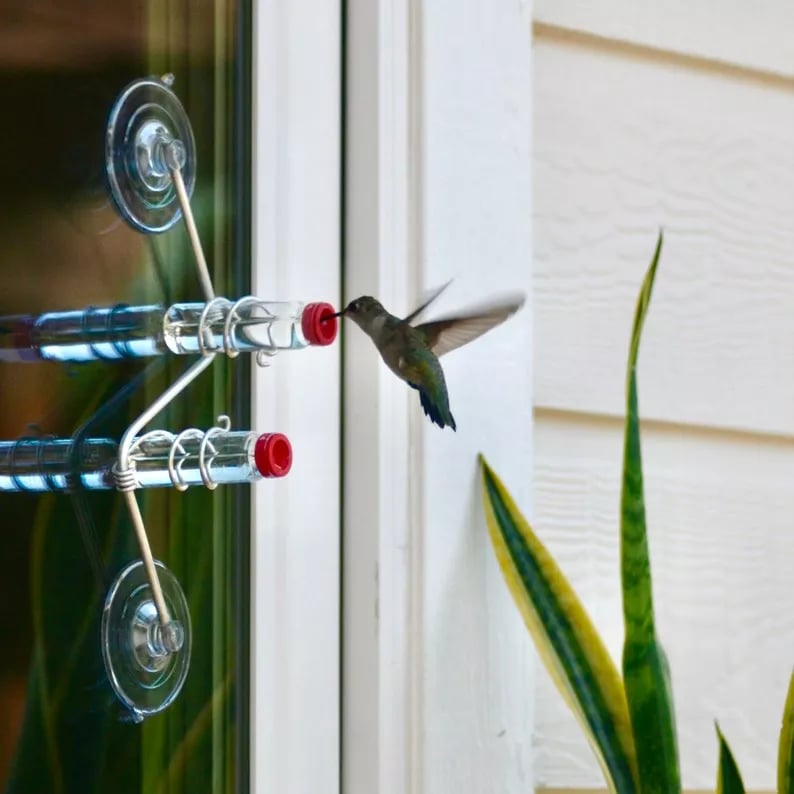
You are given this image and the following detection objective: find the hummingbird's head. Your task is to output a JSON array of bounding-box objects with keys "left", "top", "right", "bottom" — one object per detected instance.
[{"left": 333, "top": 296, "right": 385, "bottom": 334}]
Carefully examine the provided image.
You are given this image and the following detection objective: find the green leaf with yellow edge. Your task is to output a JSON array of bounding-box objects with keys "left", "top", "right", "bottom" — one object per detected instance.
[
  {"left": 778, "top": 668, "right": 794, "bottom": 793},
  {"left": 480, "top": 456, "right": 639, "bottom": 794},
  {"left": 620, "top": 231, "right": 681, "bottom": 793},
  {"left": 716, "top": 723, "right": 745, "bottom": 794}
]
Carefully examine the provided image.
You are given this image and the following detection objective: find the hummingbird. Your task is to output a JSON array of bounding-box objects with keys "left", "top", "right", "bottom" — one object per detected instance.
[{"left": 330, "top": 282, "right": 525, "bottom": 430}]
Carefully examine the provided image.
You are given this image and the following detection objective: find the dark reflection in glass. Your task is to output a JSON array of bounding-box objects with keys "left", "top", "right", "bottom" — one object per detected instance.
[{"left": 0, "top": 2, "right": 251, "bottom": 791}]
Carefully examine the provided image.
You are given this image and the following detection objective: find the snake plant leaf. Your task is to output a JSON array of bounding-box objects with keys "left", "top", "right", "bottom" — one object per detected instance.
[
  {"left": 620, "top": 231, "right": 681, "bottom": 793},
  {"left": 480, "top": 456, "right": 639, "bottom": 794},
  {"left": 715, "top": 723, "right": 745, "bottom": 794},
  {"left": 778, "top": 668, "right": 794, "bottom": 793}
]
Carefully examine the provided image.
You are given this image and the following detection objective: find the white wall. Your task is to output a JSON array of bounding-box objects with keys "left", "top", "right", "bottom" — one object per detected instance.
[
  {"left": 533, "top": 5, "right": 794, "bottom": 790},
  {"left": 343, "top": 1, "right": 534, "bottom": 792}
]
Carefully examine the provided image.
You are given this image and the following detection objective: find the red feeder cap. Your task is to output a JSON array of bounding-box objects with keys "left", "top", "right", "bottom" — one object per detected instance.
[
  {"left": 254, "top": 433, "right": 293, "bottom": 478},
  {"left": 301, "top": 302, "right": 337, "bottom": 346}
]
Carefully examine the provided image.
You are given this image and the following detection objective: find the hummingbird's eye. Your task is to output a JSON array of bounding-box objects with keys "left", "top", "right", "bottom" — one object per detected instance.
[{"left": 350, "top": 300, "right": 360, "bottom": 313}]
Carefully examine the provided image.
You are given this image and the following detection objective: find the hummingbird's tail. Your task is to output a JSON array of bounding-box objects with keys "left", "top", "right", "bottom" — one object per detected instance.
[{"left": 417, "top": 386, "right": 457, "bottom": 431}]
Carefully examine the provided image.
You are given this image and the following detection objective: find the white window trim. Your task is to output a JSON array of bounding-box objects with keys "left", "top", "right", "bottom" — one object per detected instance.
[
  {"left": 344, "top": 2, "right": 535, "bottom": 793},
  {"left": 249, "top": 1, "right": 533, "bottom": 791},
  {"left": 343, "top": 0, "right": 420, "bottom": 792},
  {"left": 251, "top": 3, "right": 342, "bottom": 793}
]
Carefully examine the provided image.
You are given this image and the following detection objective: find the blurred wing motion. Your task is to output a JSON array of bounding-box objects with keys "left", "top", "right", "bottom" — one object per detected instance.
[
  {"left": 402, "top": 279, "right": 453, "bottom": 325},
  {"left": 416, "top": 291, "right": 526, "bottom": 357}
]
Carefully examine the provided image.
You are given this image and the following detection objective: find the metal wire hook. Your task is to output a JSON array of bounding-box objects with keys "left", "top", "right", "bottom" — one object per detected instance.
[
  {"left": 166, "top": 428, "right": 201, "bottom": 491},
  {"left": 197, "top": 414, "right": 232, "bottom": 489},
  {"left": 196, "top": 297, "right": 231, "bottom": 356},
  {"left": 113, "top": 355, "right": 215, "bottom": 638},
  {"left": 167, "top": 145, "right": 214, "bottom": 303},
  {"left": 221, "top": 297, "right": 262, "bottom": 359},
  {"left": 110, "top": 119, "right": 223, "bottom": 654}
]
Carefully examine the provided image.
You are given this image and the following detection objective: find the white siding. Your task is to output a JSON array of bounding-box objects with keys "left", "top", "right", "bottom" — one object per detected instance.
[
  {"left": 533, "top": 7, "right": 794, "bottom": 791},
  {"left": 535, "top": 2, "right": 794, "bottom": 79}
]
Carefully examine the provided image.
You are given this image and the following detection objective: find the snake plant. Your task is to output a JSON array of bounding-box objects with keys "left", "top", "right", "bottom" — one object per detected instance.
[{"left": 480, "top": 232, "right": 794, "bottom": 793}]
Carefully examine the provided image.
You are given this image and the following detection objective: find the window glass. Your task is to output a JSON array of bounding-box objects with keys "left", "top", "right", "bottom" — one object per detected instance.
[{"left": 0, "top": 2, "right": 251, "bottom": 791}]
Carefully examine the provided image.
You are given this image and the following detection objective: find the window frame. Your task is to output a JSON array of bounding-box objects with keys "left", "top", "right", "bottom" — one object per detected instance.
[{"left": 250, "top": 3, "right": 342, "bottom": 793}]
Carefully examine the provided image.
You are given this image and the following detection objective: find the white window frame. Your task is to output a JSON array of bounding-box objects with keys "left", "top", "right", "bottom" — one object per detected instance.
[
  {"left": 251, "top": 3, "right": 342, "bottom": 793},
  {"left": 248, "top": 1, "right": 533, "bottom": 791},
  {"left": 343, "top": 0, "right": 419, "bottom": 790},
  {"left": 344, "top": 2, "right": 535, "bottom": 793}
]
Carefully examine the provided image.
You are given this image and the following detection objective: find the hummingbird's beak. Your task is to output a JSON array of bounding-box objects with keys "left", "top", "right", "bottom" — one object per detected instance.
[{"left": 322, "top": 309, "right": 345, "bottom": 323}]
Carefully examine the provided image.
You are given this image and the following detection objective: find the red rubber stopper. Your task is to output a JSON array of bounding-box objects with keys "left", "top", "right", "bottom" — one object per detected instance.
[
  {"left": 254, "top": 433, "right": 293, "bottom": 478},
  {"left": 301, "top": 302, "right": 338, "bottom": 346}
]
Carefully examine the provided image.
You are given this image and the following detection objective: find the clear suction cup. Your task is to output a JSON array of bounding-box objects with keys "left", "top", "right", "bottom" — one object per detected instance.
[
  {"left": 102, "top": 559, "right": 191, "bottom": 721},
  {"left": 105, "top": 74, "right": 196, "bottom": 234}
]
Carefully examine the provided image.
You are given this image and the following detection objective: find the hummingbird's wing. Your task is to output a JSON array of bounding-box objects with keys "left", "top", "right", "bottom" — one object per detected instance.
[
  {"left": 401, "top": 280, "right": 453, "bottom": 325},
  {"left": 415, "top": 292, "right": 526, "bottom": 357}
]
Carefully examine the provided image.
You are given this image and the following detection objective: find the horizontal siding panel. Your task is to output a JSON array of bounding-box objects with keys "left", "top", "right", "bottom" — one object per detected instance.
[
  {"left": 534, "top": 1, "right": 794, "bottom": 79},
  {"left": 533, "top": 412, "right": 794, "bottom": 790},
  {"left": 534, "top": 37, "right": 794, "bottom": 436}
]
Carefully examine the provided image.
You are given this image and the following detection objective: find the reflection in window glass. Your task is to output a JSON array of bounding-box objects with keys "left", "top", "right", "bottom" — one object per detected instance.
[{"left": 0, "top": 2, "right": 251, "bottom": 791}]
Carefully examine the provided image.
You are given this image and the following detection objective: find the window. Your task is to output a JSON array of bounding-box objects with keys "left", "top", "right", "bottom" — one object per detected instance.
[{"left": 0, "top": 3, "right": 253, "bottom": 790}]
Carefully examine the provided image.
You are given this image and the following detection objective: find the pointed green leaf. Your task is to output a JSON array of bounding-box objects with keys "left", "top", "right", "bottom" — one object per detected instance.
[
  {"left": 778, "top": 668, "right": 794, "bottom": 794},
  {"left": 480, "top": 456, "right": 638, "bottom": 794},
  {"left": 715, "top": 723, "right": 746, "bottom": 794},
  {"left": 620, "top": 231, "right": 681, "bottom": 794}
]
